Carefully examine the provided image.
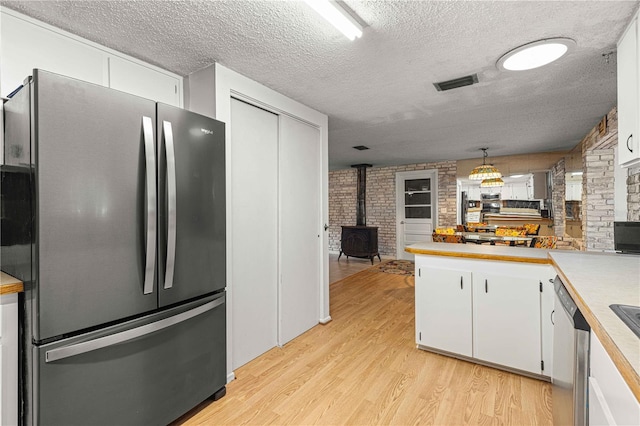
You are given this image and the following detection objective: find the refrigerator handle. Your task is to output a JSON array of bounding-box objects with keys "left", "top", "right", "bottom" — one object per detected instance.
[
  {"left": 162, "top": 120, "right": 177, "bottom": 290},
  {"left": 142, "top": 116, "right": 157, "bottom": 295},
  {"left": 45, "top": 297, "right": 225, "bottom": 363}
]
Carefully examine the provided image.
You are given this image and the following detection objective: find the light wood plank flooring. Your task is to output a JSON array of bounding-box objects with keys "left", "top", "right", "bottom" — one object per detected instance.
[
  {"left": 175, "top": 268, "right": 552, "bottom": 425},
  {"left": 328, "top": 252, "right": 384, "bottom": 283}
]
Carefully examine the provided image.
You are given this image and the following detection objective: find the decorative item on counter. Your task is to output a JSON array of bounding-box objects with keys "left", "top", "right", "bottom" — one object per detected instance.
[{"left": 469, "top": 148, "right": 502, "bottom": 181}]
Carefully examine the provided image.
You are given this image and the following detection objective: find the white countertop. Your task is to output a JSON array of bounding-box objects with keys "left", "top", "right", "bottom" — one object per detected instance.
[
  {"left": 406, "top": 241, "right": 550, "bottom": 263},
  {"left": 549, "top": 251, "right": 640, "bottom": 399}
]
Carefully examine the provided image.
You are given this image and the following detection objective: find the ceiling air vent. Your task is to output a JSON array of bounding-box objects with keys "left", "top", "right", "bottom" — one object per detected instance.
[
  {"left": 353, "top": 145, "right": 370, "bottom": 150},
  {"left": 433, "top": 73, "right": 479, "bottom": 92}
]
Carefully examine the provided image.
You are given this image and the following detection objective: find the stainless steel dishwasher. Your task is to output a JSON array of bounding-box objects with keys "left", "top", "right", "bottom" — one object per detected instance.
[{"left": 552, "top": 275, "right": 590, "bottom": 426}]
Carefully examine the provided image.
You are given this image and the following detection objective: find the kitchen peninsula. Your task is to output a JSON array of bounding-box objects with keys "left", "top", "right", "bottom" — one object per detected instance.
[{"left": 407, "top": 242, "right": 640, "bottom": 423}]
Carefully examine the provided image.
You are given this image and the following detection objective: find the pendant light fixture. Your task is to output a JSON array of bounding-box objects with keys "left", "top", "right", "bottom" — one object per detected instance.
[
  {"left": 469, "top": 148, "right": 502, "bottom": 181},
  {"left": 480, "top": 177, "right": 505, "bottom": 188}
]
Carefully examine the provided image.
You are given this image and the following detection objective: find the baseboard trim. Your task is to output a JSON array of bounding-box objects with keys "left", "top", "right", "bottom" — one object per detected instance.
[
  {"left": 319, "top": 316, "right": 332, "bottom": 324},
  {"left": 226, "top": 371, "right": 236, "bottom": 383},
  {"left": 416, "top": 344, "right": 550, "bottom": 382}
]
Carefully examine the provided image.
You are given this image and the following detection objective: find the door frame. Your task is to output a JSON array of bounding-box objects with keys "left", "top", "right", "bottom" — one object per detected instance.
[
  {"left": 214, "top": 64, "right": 329, "bottom": 381},
  {"left": 396, "top": 169, "right": 438, "bottom": 259}
]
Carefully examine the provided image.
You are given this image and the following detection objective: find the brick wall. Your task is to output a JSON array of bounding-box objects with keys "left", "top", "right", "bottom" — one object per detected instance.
[
  {"left": 328, "top": 169, "right": 358, "bottom": 251},
  {"left": 551, "top": 158, "right": 566, "bottom": 237},
  {"left": 328, "top": 161, "right": 457, "bottom": 256},
  {"left": 582, "top": 108, "right": 618, "bottom": 251},
  {"left": 629, "top": 165, "right": 640, "bottom": 221}
]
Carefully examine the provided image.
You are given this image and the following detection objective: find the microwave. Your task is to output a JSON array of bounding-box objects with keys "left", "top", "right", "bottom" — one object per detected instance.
[{"left": 614, "top": 221, "right": 640, "bottom": 254}]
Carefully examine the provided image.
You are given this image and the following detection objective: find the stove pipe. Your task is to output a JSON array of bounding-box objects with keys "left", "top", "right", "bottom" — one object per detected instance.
[{"left": 351, "top": 164, "right": 372, "bottom": 226}]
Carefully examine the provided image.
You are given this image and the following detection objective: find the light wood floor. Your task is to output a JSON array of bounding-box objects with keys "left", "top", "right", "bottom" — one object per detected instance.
[
  {"left": 175, "top": 268, "right": 552, "bottom": 425},
  {"left": 328, "top": 252, "right": 386, "bottom": 283}
]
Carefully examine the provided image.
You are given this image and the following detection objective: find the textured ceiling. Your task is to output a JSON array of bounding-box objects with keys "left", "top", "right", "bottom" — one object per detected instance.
[{"left": 2, "top": 0, "right": 638, "bottom": 170}]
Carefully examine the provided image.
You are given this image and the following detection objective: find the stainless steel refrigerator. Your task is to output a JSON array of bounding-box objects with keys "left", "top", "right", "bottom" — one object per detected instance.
[{"left": 1, "top": 69, "right": 227, "bottom": 425}]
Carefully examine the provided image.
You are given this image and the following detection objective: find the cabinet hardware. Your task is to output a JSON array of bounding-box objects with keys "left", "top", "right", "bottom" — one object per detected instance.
[
  {"left": 551, "top": 309, "right": 555, "bottom": 325},
  {"left": 419, "top": 332, "right": 421, "bottom": 341},
  {"left": 541, "top": 360, "right": 545, "bottom": 371},
  {"left": 485, "top": 279, "right": 488, "bottom": 293},
  {"left": 548, "top": 278, "right": 554, "bottom": 283},
  {"left": 627, "top": 134, "right": 634, "bottom": 153},
  {"left": 324, "top": 224, "right": 329, "bottom": 231},
  {"left": 460, "top": 276, "right": 463, "bottom": 290},
  {"left": 418, "top": 269, "right": 421, "bottom": 277},
  {"left": 539, "top": 281, "right": 543, "bottom": 292}
]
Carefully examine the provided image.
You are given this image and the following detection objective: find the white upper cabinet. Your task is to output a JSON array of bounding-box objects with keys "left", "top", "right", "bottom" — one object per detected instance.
[
  {"left": 1, "top": 8, "right": 182, "bottom": 107},
  {"left": 617, "top": 17, "right": 640, "bottom": 167},
  {"left": 0, "top": 12, "right": 106, "bottom": 97},
  {"left": 566, "top": 180, "right": 582, "bottom": 201},
  {"left": 109, "top": 57, "right": 181, "bottom": 106}
]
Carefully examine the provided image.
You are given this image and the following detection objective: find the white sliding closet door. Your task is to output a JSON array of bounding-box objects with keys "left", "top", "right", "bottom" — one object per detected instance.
[
  {"left": 230, "top": 98, "right": 278, "bottom": 369},
  {"left": 279, "top": 116, "right": 321, "bottom": 345}
]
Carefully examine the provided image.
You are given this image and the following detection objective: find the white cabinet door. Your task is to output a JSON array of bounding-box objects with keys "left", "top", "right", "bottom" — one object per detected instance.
[
  {"left": 473, "top": 272, "right": 542, "bottom": 374},
  {"left": 416, "top": 265, "right": 472, "bottom": 357},
  {"left": 540, "top": 272, "right": 555, "bottom": 377},
  {"left": 109, "top": 56, "right": 181, "bottom": 106},
  {"left": 0, "top": 293, "right": 19, "bottom": 426},
  {"left": 511, "top": 182, "right": 530, "bottom": 200},
  {"left": 1, "top": 11, "right": 106, "bottom": 97},
  {"left": 464, "top": 184, "right": 481, "bottom": 200},
  {"left": 618, "top": 19, "right": 640, "bottom": 167},
  {"left": 590, "top": 332, "right": 640, "bottom": 425}
]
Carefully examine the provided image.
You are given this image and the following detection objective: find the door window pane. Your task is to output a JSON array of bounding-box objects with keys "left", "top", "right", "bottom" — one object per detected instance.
[
  {"left": 405, "top": 179, "right": 430, "bottom": 192},
  {"left": 405, "top": 192, "right": 431, "bottom": 205},
  {"left": 405, "top": 206, "right": 431, "bottom": 219}
]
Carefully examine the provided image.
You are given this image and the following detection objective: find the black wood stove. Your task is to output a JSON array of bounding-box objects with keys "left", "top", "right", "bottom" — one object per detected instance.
[{"left": 338, "top": 164, "right": 381, "bottom": 264}]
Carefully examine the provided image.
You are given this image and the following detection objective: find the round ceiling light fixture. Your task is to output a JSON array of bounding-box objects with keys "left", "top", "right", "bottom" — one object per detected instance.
[{"left": 497, "top": 38, "right": 576, "bottom": 71}]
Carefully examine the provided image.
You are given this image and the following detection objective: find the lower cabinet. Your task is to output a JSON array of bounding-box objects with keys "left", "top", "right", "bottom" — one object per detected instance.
[
  {"left": 416, "top": 267, "right": 472, "bottom": 356},
  {"left": 473, "top": 272, "right": 541, "bottom": 373},
  {"left": 589, "top": 331, "right": 640, "bottom": 425},
  {"left": 1, "top": 293, "right": 19, "bottom": 426},
  {"left": 415, "top": 255, "right": 555, "bottom": 376}
]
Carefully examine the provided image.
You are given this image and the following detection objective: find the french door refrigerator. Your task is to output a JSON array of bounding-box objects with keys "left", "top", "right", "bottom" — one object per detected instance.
[{"left": 1, "top": 69, "right": 226, "bottom": 425}]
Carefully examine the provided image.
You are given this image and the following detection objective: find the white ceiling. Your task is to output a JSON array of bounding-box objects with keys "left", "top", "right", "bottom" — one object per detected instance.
[{"left": 2, "top": 0, "right": 638, "bottom": 170}]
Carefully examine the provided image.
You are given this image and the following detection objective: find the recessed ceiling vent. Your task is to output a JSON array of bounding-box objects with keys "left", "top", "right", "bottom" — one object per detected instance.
[
  {"left": 433, "top": 73, "right": 479, "bottom": 92},
  {"left": 353, "top": 145, "right": 370, "bottom": 150}
]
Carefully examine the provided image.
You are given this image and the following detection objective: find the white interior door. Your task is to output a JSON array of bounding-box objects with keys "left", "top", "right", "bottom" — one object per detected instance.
[
  {"left": 396, "top": 170, "right": 437, "bottom": 259},
  {"left": 230, "top": 98, "right": 278, "bottom": 369},
  {"left": 279, "top": 116, "right": 321, "bottom": 345}
]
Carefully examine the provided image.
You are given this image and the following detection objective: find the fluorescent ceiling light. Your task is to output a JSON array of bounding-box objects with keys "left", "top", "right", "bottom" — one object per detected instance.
[
  {"left": 304, "top": 0, "right": 363, "bottom": 40},
  {"left": 509, "top": 174, "right": 525, "bottom": 178},
  {"left": 497, "top": 38, "right": 576, "bottom": 71}
]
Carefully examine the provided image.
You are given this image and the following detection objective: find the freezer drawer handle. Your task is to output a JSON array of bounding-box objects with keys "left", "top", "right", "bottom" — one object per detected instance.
[
  {"left": 142, "top": 116, "right": 157, "bottom": 295},
  {"left": 45, "top": 297, "right": 224, "bottom": 363},
  {"left": 163, "top": 120, "right": 177, "bottom": 290}
]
